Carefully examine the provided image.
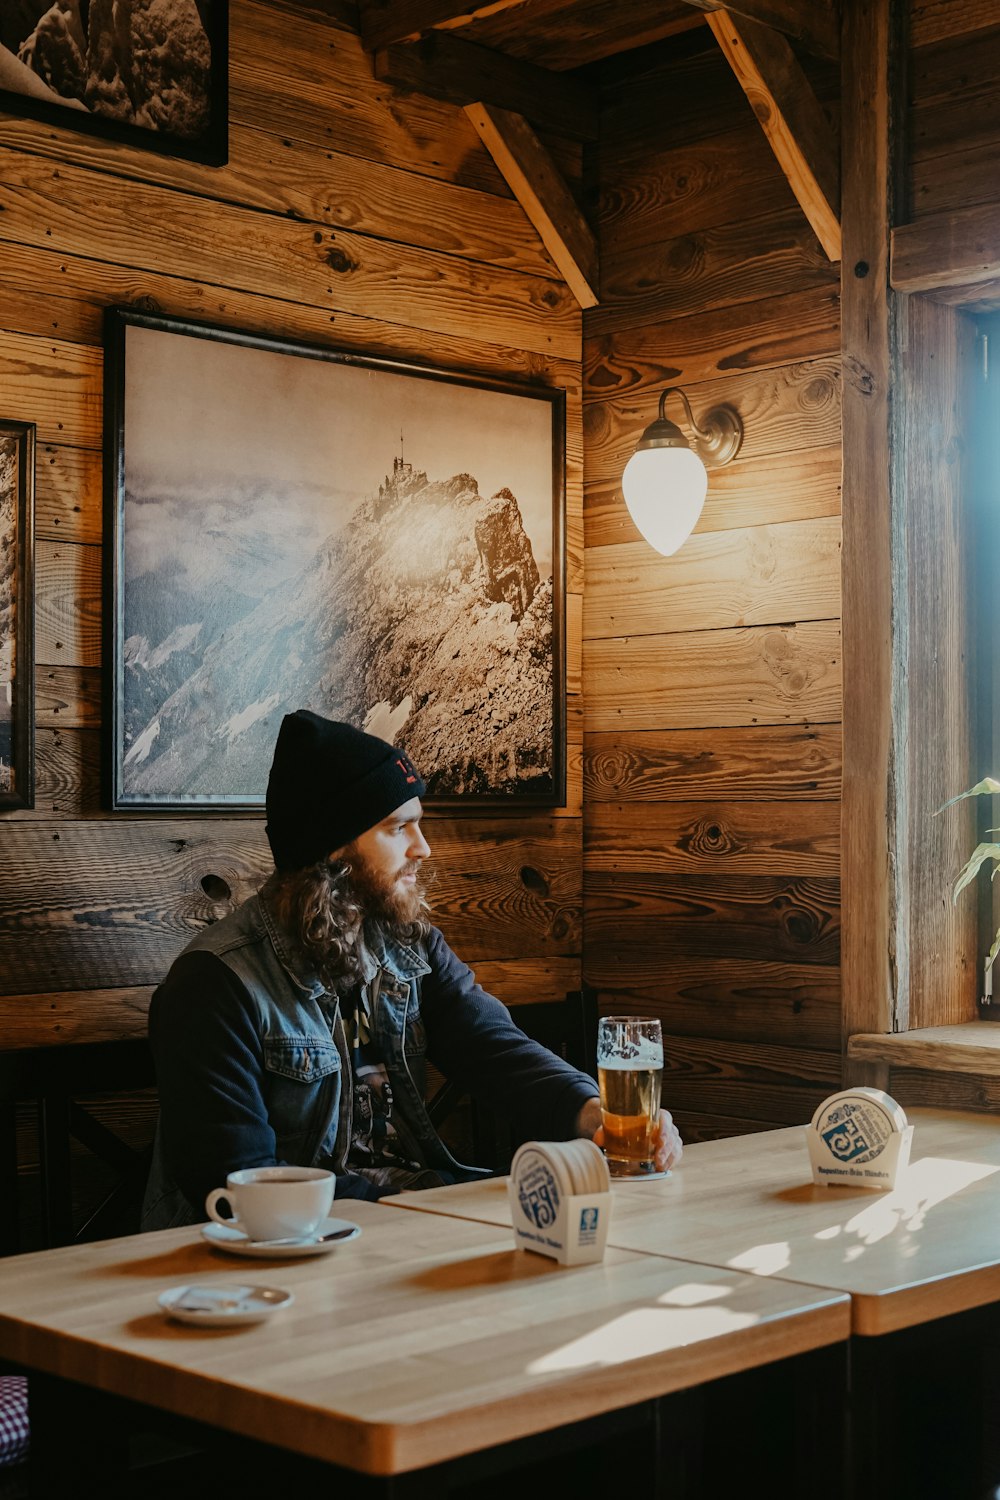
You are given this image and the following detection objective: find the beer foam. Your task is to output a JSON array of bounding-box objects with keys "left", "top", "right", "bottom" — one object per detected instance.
[{"left": 598, "top": 1045, "right": 664, "bottom": 1069}]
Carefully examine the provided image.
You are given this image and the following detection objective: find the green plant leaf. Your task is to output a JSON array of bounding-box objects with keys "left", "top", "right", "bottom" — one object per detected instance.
[
  {"left": 953, "top": 843, "right": 1000, "bottom": 902},
  {"left": 937, "top": 777, "right": 1000, "bottom": 814},
  {"left": 989, "top": 928, "right": 1000, "bottom": 967}
]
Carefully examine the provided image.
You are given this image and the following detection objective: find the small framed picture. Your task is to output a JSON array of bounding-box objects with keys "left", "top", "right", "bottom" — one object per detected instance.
[
  {"left": 103, "top": 308, "right": 566, "bottom": 811},
  {"left": 0, "top": 419, "right": 35, "bottom": 812},
  {"left": 0, "top": 2, "right": 228, "bottom": 165}
]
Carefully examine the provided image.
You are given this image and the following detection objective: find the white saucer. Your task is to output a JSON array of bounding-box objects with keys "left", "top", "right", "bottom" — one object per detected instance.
[
  {"left": 609, "top": 1169, "right": 672, "bottom": 1183},
  {"left": 159, "top": 1283, "right": 293, "bottom": 1326},
  {"left": 201, "top": 1217, "right": 362, "bottom": 1258}
]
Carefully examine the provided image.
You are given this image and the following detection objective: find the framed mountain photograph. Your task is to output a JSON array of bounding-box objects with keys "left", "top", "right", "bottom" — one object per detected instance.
[
  {"left": 102, "top": 307, "right": 566, "bottom": 811},
  {"left": 0, "top": 1, "right": 227, "bottom": 165},
  {"left": 0, "top": 419, "right": 35, "bottom": 812}
]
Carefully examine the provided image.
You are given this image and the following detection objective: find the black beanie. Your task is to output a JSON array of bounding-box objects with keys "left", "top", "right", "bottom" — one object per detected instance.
[{"left": 265, "top": 710, "right": 426, "bottom": 871}]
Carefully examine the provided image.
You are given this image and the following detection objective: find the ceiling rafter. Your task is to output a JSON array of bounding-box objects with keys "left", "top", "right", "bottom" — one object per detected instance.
[
  {"left": 465, "top": 102, "right": 598, "bottom": 308},
  {"left": 707, "top": 9, "right": 841, "bottom": 260}
]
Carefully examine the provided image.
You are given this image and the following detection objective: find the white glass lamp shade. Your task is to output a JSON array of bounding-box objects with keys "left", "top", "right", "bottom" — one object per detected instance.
[{"left": 621, "top": 445, "right": 708, "bottom": 556}]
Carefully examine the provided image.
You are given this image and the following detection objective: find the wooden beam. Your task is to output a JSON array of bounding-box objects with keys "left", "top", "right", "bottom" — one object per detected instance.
[
  {"left": 839, "top": 0, "right": 904, "bottom": 1084},
  {"left": 464, "top": 103, "right": 598, "bottom": 309},
  {"left": 892, "top": 202, "right": 1000, "bottom": 294},
  {"left": 681, "top": 0, "right": 839, "bottom": 60},
  {"left": 373, "top": 33, "right": 598, "bottom": 141},
  {"left": 358, "top": 0, "right": 523, "bottom": 50},
  {"left": 706, "top": 10, "right": 840, "bottom": 261}
]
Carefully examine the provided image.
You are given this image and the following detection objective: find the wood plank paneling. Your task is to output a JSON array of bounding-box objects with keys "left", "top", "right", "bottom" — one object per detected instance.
[
  {"left": 890, "top": 1068, "right": 1000, "bottom": 1113},
  {"left": 585, "top": 873, "right": 841, "bottom": 966},
  {"left": 656, "top": 1033, "right": 841, "bottom": 1127},
  {"left": 892, "top": 202, "right": 1000, "bottom": 295},
  {"left": 0, "top": 240, "right": 580, "bottom": 391},
  {"left": 584, "top": 725, "right": 842, "bottom": 802},
  {"left": 584, "top": 286, "right": 841, "bottom": 401},
  {"left": 231, "top": 0, "right": 513, "bottom": 194},
  {"left": 584, "top": 620, "right": 842, "bottom": 734},
  {"left": 12, "top": 729, "right": 101, "bottom": 821},
  {"left": 0, "top": 148, "right": 580, "bottom": 360},
  {"left": 584, "top": 358, "right": 842, "bottom": 485},
  {"left": 0, "top": 955, "right": 582, "bottom": 1049},
  {"left": 36, "top": 666, "right": 101, "bottom": 729},
  {"left": 909, "top": 27, "right": 1000, "bottom": 219},
  {"left": 598, "top": 125, "right": 797, "bottom": 257},
  {"left": 0, "top": 119, "right": 557, "bottom": 280},
  {"left": 0, "top": 331, "right": 101, "bottom": 447},
  {"left": 0, "top": 819, "right": 581, "bottom": 995},
  {"left": 589, "top": 959, "right": 841, "bottom": 1049},
  {"left": 34, "top": 541, "right": 101, "bottom": 668},
  {"left": 591, "top": 208, "right": 838, "bottom": 337},
  {"left": 910, "top": 0, "right": 1000, "bottom": 47},
  {"left": 584, "top": 444, "right": 842, "bottom": 549},
  {"left": 34, "top": 446, "right": 102, "bottom": 547},
  {"left": 584, "top": 518, "right": 841, "bottom": 639},
  {"left": 585, "top": 801, "right": 840, "bottom": 875}
]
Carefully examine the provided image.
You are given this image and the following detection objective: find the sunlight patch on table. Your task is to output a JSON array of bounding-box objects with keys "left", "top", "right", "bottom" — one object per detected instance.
[
  {"left": 836, "top": 1158, "right": 998, "bottom": 1246},
  {"left": 526, "top": 1305, "right": 758, "bottom": 1372},
  {"left": 657, "top": 1283, "right": 734, "bottom": 1307},
  {"left": 725, "top": 1241, "right": 791, "bottom": 1276}
]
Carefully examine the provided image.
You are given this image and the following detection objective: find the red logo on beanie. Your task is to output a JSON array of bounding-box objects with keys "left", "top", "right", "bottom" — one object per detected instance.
[{"left": 396, "top": 755, "right": 417, "bottom": 785}]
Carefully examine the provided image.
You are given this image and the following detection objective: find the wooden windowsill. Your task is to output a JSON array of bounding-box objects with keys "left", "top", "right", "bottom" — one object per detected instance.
[{"left": 848, "top": 1023, "right": 1000, "bottom": 1076}]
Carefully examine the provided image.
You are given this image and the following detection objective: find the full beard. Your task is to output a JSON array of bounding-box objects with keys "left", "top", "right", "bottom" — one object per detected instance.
[{"left": 346, "top": 852, "right": 430, "bottom": 932}]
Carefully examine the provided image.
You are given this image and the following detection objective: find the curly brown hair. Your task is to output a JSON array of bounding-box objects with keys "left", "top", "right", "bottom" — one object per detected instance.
[{"left": 270, "top": 856, "right": 430, "bottom": 994}]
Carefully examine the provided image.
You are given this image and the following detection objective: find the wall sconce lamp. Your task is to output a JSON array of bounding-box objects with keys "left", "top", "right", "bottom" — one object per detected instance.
[{"left": 621, "top": 387, "right": 744, "bottom": 556}]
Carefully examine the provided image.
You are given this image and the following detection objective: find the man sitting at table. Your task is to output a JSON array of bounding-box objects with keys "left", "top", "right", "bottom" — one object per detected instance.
[{"left": 143, "top": 710, "right": 683, "bottom": 1229}]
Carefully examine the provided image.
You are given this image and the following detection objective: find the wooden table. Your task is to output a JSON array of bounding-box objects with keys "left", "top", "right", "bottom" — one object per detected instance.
[
  {"left": 392, "top": 1108, "right": 1000, "bottom": 1335},
  {"left": 389, "top": 1108, "right": 1000, "bottom": 1498},
  {"left": 0, "top": 1197, "right": 849, "bottom": 1496}
]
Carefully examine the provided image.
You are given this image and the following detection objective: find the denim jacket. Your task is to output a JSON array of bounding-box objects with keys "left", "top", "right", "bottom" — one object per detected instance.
[{"left": 143, "top": 876, "right": 597, "bottom": 1230}]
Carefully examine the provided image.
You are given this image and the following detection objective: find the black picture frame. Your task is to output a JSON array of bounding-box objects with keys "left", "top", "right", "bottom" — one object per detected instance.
[
  {"left": 0, "top": 2, "right": 228, "bottom": 166},
  {"left": 0, "top": 419, "right": 35, "bottom": 812},
  {"left": 103, "top": 307, "right": 566, "bottom": 813}
]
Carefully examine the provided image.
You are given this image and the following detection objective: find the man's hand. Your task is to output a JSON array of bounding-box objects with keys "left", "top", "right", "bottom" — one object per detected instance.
[{"left": 574, "top": 1097, "right": 683, "bottom": 1173}]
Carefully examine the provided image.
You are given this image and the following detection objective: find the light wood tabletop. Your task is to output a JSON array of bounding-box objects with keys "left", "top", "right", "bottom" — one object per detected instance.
[
  {"left": 0, "top": 1198, "right": 849, "bottom": 1474},
  {"left": 389, "top": 1109, "right": 1000, "bottom": 1336}
]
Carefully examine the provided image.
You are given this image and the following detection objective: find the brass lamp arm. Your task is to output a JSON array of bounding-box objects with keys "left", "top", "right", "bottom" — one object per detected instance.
[{"left": 656, "top": 387, "right": 743, "bottom": 467}]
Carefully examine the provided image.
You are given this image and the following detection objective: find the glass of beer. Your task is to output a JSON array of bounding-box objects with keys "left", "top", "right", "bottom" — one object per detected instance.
[{"left": 597, "top": 1016, "right": 664, "bottom": 1177}]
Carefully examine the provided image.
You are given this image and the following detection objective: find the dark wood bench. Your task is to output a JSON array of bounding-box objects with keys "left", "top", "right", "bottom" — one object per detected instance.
[{"left": 0, "top": 1039, "right": 157, "bottom": 1257}]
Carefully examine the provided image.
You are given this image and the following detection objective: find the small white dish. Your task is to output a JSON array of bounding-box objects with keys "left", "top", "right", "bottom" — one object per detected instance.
[
  {"left": 201, "top": 1216, "right": 362, "bottom": 1258},
  {"left": 159, "top": 1283, "right": 293, "bottom": 1326}
]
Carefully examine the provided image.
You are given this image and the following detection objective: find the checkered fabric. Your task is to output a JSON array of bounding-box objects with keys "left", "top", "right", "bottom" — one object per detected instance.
[{"left": 0, "top": 1376, "right": 28, "bottom": 1468}]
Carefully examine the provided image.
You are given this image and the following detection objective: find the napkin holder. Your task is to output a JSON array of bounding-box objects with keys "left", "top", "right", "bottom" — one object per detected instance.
[
  {"left": 507, "top": 1144, "right": 612, "bottom": 1266},
  {"left": 805, "top": 1087, "right": 913, "bottom": 1191}
]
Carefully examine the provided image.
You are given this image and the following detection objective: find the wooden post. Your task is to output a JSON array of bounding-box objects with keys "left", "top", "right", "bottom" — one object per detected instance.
[{"left": 840, "top": 0, "right": 906, "bottom": 1086}]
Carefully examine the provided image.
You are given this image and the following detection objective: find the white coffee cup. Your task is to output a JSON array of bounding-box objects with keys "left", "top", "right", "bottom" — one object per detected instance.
[{"left": 204, "top": 1166, "right": 335, "bottom": 1242}]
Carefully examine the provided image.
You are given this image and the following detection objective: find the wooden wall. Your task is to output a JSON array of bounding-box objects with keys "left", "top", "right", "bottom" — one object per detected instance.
[
  {"left": 0, "top": 0, "right": 584, "bottom": 1067},
  {"left": 884, "top": 0, "right": 1000, "bottom": 1104},
  {"left": 582, "top": 33, "right": 844, "bottom": 1141},
  {"left": 908, "top": 0, "right": 1000, "bottom": 230}
]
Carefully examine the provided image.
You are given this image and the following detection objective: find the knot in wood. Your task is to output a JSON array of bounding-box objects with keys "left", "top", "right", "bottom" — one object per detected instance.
[
  {"left": 686, "top": 818, "right": 741, "bottom": 858},
  {"left": 201, "top": 874, "right": 232, "bottom": 903},
  {"left": 325, "top": 246, "right": 358, "bottom": 274},
  {"left": 520, "top": 865, "right": 549, "bottom": 897}
]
